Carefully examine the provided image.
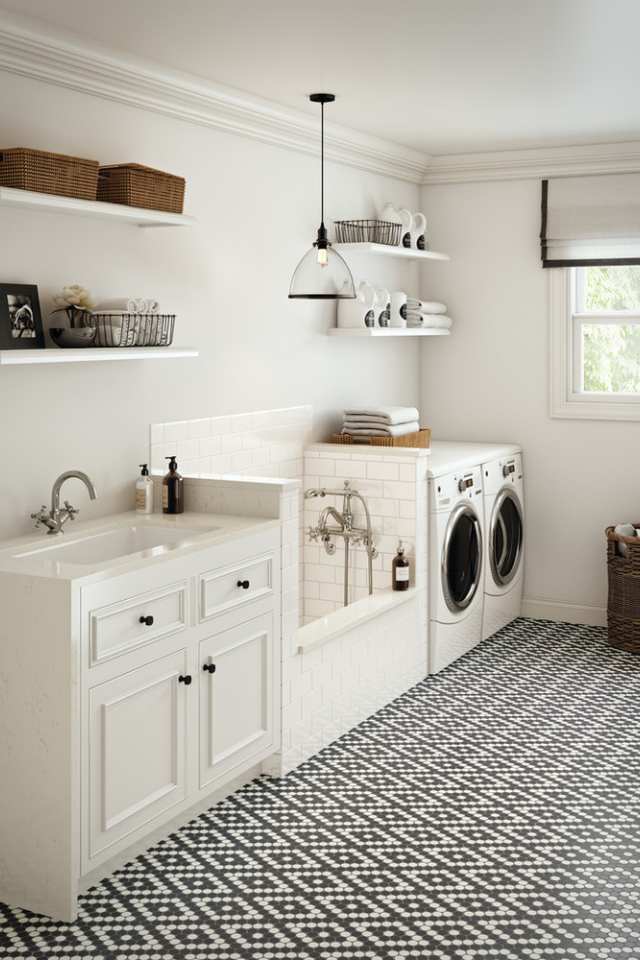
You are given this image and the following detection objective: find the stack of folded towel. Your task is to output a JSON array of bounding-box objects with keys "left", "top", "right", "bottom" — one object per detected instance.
[
  {"left": 405, "top": 298, "right": 452, "bottom": 331},
  {"left": 341, "top": 405, "right": 420, "bottom": 437},
  {"left": 91, "top": 298, "right": 161, "bottom": 346}
]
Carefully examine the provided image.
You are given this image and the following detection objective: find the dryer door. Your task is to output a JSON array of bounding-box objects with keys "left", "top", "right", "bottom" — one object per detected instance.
[
  {"left": 442, "top": 502, "right": 483, "bottom": 613},
  {"left": 489, "top": 488, "right": 523, "bottom": 587}
]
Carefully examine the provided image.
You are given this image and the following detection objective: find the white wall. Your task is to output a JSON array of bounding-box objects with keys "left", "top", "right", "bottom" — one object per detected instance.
[
  {"left": 0, "top": 69, "right": 421, "bottom": 538},
  {"left": 420, "top": 177, "right": 638, "bottom": 624}
]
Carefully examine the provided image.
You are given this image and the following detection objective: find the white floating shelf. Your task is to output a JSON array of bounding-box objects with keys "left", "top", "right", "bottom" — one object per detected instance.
[
  {"left": 328, "top": 327, "right": 450, "bottom": 338},
  {"left": 334, "top": 242, "right": 449, "bottom": 262},
  {"left": 0, "top": 186, "right": 196, "bottom": 228},
  {"left": 0, "top": 347, "right": 199, "bottom": 366}
]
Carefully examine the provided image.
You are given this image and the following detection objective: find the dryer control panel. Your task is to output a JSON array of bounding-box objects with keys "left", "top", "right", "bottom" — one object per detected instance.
[
  {"left": 430, "top": 465, "right": 483, "bottom": 513},
  {"left": 483, "top": 453, "right": 523, "bottom": 496}
]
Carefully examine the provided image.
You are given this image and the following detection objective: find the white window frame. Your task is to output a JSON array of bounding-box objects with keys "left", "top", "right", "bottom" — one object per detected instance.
[{"left": 549, "top": 267, "right": 640, "bottom": 420}]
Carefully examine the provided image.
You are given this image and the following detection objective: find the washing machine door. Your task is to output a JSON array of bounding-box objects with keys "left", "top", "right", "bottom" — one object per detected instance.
[
  {"left": 489, "top": 488, "right": 523, "bottom": 587},
  {"left": 442, "top": 502, "right": 483, "bottom": 613}
]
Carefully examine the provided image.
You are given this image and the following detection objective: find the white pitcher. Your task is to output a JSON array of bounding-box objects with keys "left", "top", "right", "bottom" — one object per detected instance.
[
  {"left": 411, "top": 212, "right": 427, "bottom": 250},
  {"left": 374, "top": 287, "right": 390, "bottom": 327},
  {"left": 337, "top": 280, "right": 377, "bottom": 329},
  {"left": 398, "top": 208, "right": 413, "bottom": 248},
  {"left": 390, "top": 290, "right": 408, "bottom": 328},
  {"left": 380, "top": 202, "right": 403, "bottom": 245}
]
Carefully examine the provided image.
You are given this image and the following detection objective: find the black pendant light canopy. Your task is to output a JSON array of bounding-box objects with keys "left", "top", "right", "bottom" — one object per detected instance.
[{"left": 288, "top": 93, "right": 356, "bottom": 300}]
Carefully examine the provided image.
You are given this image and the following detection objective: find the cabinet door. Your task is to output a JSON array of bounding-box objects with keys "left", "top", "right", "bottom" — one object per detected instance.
[
  {"left": 199, "top": 613, "right": 275, "bottom": 789},
  {"left": 88, "top": 649, "right": 190, "bottom": 860}
]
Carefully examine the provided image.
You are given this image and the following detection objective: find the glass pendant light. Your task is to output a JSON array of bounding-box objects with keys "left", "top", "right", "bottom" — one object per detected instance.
[{"left": 289, "top": 93, "right": 356, "bottom": 300}]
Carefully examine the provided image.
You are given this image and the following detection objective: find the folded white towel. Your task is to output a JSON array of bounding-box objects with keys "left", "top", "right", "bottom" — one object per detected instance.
[
  {"left": 416, "top": 315, "right": 452, "bottom": 329},
  {"left": 94, "top": 297, "right": 159, "bottom": 314},
  {"left": 344, "top": 405, "right": 419, "bottom": 425},
  {"left": 342, "top": 421, "right": 419, "bottom": 438}
]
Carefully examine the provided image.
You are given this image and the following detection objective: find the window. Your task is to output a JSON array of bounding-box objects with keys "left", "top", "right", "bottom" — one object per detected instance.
[{"left": 550, "top": 266, "right": 640, "bottom": 420}]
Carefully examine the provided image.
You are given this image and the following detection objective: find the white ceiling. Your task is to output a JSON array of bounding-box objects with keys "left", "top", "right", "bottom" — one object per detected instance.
[{"left": 2, "top": 0, "right": 639, "bottom": 155}]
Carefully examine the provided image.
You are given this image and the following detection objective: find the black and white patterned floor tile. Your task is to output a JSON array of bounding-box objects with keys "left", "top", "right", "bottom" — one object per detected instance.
[{"left": 2, "top": 618, "right": 640, "bottom": 960}]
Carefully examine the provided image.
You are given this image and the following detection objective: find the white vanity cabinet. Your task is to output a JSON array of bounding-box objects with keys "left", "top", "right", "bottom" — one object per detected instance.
[{"left": 0, "top": 518, "right": 282, "bottom": 922}]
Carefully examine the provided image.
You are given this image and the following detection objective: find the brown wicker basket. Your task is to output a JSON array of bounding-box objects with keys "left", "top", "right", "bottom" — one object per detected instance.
[
  {"left": 97, "top": 164, "right": 185, "bottom": 213},
  {"left": 0, "top": 148, "right": 99, "bottom": 200},
  {"left": 606, "top": 524, "right": 640, "bottom": 652},
  {"left": 329, "top": 427, "right": 431, "bottom": 449}
]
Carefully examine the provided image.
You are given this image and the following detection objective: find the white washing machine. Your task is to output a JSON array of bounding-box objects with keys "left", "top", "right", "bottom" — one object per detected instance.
[
  {"left": 429, "top": 464, "right": 485, "bottom": 674},
  {"left": 481, "top": 451, "right": 524, "bottom": 640}
]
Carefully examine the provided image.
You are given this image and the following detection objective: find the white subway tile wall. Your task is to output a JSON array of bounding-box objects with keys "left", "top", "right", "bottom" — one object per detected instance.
[
  {"left": 149, "top": 405, "right": 313, "bottom": 480},
  {"left": 303, "top": 444, "right": 429, "bottom": 625}
]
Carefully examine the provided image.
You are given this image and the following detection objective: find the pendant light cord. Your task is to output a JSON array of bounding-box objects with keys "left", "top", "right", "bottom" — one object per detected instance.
[{"left": 320, "top": 100, "right": 324, "bottom": 228}]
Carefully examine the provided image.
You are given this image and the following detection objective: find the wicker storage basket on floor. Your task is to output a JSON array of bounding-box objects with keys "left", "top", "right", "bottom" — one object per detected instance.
[
  {"left": 0, "top": 148, "right": 99, "bottom": 199},
  {"left": 606, "top": 524, "right": 640, "bottom": 652},
  {"left": 97, "top": 164, "right": 185, "bottom": 213},
  {"left": 329, "top": 427, "right": 431, "bottom": 449}
]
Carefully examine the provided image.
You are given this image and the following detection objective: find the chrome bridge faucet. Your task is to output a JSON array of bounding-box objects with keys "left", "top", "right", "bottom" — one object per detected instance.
[
  {"left": 31, "top": 470, "right": 98, "bottom": 535},
  {"left": 305, "top": 480, "right": 377, "bottom": 606}
]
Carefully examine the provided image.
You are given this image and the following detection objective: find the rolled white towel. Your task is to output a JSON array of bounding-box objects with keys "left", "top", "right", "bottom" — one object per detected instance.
[
  {"left": 343, "top": 405, "right": 419, "bottom": 425},
  {"left": 419, "top": 301, "right": 447, "bottom": 315},
  {"left": 94, "top": 297, "right": 159, "bottom": 314},
  {"left": 342, "top": 421, "right": 419, "bottom": 438},
  {"left": 614, "top": 523, "right": 637, "bottom": 557}
]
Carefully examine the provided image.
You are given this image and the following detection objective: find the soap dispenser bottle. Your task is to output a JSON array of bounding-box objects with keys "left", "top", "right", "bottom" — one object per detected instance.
[
  {"left": 162, "top": 456, "right": 184, "bottom": 515},
  {"left": 392, "top": 541, "right": 410, "bottom": 591},
  {"left": 136, "top": 463, "right": 154, "bottom": 515}
]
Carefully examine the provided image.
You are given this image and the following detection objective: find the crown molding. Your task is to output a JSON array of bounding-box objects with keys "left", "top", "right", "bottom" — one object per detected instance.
[
  {"left": 423, "top": 140, "right": 640, "bottom": 184},
  {"left": 0, "top": 21, "right": 430, "bottom": 185}
]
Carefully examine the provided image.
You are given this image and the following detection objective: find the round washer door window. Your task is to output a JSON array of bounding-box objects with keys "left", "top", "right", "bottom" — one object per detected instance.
[
  {"left": 490, "top": 489, "right": 523, "bottom": 587},
  {"left": 442, "top": 502, "right": 483, "bottom": 612}
]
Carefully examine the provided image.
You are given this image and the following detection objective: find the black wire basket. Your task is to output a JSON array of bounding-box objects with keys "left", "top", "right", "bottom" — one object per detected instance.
[
  {"left": 333, "top": 219, "right": 401, "bottom": 245},
  {"left": 91, "top": 313, "right": 175, "bottom": 347}
]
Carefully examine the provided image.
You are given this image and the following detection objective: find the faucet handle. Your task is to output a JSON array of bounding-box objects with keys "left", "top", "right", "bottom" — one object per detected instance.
[
  {"left": 64, "top": 500, "right": 79, "bottom": 520},
  {"left": 31, "top": 506, "right": 48, "bottom": 528}
]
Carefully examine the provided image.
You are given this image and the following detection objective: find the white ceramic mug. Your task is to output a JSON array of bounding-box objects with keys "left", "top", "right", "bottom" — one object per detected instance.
[{"left": 411, "top": 212, "right": 427, "bottom": 250}]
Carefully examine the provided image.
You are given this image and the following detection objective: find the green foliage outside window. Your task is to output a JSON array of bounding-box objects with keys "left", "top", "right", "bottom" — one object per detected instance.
[{"left": 581, "top": 267, "right": 640, "bottom": 393}]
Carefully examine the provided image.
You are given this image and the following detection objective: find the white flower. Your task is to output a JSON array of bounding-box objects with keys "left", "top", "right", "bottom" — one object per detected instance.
[{"left": 53, "top": 284, "right": 95, "bottom": 310}]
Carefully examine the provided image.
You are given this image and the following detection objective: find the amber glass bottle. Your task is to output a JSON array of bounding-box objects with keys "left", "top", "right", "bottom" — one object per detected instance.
[
  {"left": 162, "top": 455, "right": 184, "bottom": 514},
  {"left": 392, "top": 541, "right": 410, "bottom": 591}
]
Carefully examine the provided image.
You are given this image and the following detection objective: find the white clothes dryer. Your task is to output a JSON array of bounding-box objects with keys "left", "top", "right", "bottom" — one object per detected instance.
[
  {"left": 429, "top": 465, "right": 485, "bottom": 674},
  {"left": 481, "top": 452, "right": 524, "bottom": 640}
]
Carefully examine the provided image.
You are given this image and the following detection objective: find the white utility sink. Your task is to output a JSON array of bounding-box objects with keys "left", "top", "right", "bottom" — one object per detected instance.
[{"left": 12, "top": 523, "right": 215, "bottom": 566}]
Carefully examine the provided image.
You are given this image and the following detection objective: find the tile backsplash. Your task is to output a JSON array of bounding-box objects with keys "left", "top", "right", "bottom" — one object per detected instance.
[{"left": 149, "top": 405, "right": 312, "bottom": 480}]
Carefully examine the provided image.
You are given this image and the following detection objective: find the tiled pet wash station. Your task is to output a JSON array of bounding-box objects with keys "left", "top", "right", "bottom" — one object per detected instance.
[{"left": 0, "top": 405, "right": 521, "bottom": 921}]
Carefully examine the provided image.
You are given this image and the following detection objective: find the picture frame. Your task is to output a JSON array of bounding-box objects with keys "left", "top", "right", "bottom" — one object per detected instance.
[{"left": 0, "top": 283, "right": 45, "bottom": 349}]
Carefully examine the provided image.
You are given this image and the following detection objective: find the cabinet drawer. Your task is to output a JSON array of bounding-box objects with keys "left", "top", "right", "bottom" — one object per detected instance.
[
  {"left": 88, "top": 580, "right": 189, "bottom": 667},
  {"left": 199, "top": 554, "right": 273, "bottom": 623}
]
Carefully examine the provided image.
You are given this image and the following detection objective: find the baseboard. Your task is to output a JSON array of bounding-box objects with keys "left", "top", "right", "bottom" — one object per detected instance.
[{"left": 521, "top": 596, "right": 606, "bottom": 627}]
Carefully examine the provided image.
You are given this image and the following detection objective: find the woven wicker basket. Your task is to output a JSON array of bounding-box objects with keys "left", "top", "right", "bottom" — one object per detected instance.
[
  {"left": 329, "top": 427, "right": 431, "bottom": 449},
  {"left": 0, "top": 148, "right": 99, "bottom": 200},
  {"left": 606, "top": 524, "right": 640, "bottom": 652},
  {"left": 97, "top": 164, "right": 185, "bottom": 213}
]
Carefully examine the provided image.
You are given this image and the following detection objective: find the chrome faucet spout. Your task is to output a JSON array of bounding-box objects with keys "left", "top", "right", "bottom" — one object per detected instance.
[{"left": 31, "top": 469, "right": 98, "bottom": 535}]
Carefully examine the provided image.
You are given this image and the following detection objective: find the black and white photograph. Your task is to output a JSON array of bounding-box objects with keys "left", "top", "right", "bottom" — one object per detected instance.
[{"left": 0, "top": 284, "right": 44, "bottom": 349}]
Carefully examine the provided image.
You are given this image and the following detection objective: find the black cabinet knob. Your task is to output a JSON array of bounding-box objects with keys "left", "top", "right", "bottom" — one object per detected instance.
[
  {"left": 203, "top": 663, "right": 216, "bottom": 674},
  {"left": 237, "top": 579, "right": 250, "bottom": 590},
  {"left": 139, "top": 615, "right": 154, "bottom": 626},
  {"left": 178, "top": 674, "right": 192, "bottom": 685}
]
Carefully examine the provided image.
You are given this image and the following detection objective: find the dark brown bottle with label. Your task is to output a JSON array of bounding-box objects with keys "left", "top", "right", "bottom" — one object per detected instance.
[
  {"left": 392, "top": 541, "right": 410, "bottom": 591},
  {"left": 162, "top": 455, "right": 184, "bottom": 514}
]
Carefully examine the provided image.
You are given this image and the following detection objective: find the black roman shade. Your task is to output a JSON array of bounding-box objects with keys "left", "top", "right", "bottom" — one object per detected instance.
[{"left": 541, "top": 173, "right": 640, "bottom": 267}]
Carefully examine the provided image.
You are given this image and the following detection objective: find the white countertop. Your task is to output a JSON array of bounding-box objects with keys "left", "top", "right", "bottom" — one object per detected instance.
[
  {"left": 0, "top": 511, "right": 279, "bottom": 583},
  {"left": 428, "top": 440, "right": 521, "bottom": 478}
]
